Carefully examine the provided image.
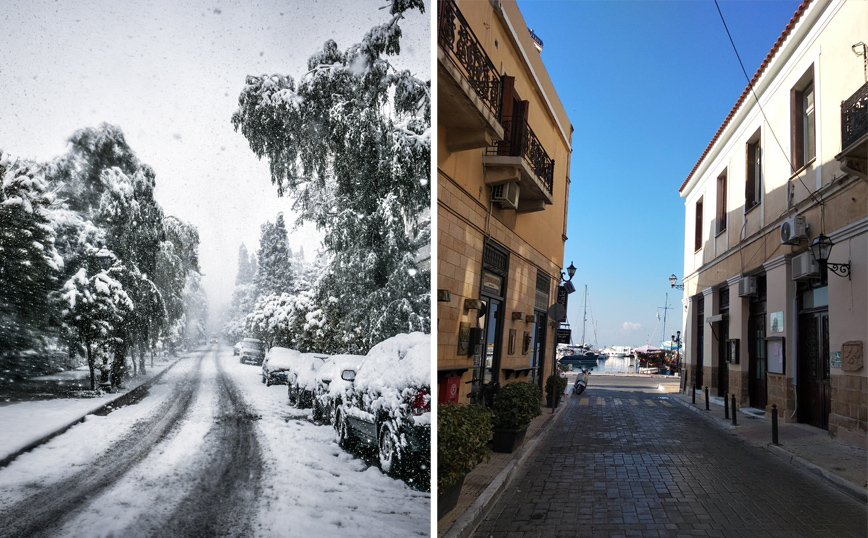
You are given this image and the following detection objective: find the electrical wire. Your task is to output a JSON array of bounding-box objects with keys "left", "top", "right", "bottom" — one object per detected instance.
[{"left": 712, "top": 0, "right": 826, "bottom": 213}]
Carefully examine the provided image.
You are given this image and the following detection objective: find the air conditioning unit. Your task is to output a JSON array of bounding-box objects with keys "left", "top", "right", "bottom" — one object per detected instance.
[
  {"left": 780, "top": 215, "right": 808, "bottom": 245},
  {"left": 737, "top": 276, "right": 757, "bottom": 297},
  {"left": 792, "top": 251, "right": 820, "bottom": 281},
  {"left": 491, "top": 182, "right": 520, "bottom": 210}
]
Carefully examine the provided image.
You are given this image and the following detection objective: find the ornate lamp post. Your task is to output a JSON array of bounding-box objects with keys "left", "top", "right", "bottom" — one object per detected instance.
[{"left": 669, "top": 274, "right": 684, "bottom": 290}]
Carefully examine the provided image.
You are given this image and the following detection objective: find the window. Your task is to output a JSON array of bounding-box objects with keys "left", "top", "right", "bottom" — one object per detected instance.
[
  {"left": 791, "top": 69, "right": 815, "bottom": 170},
  {"left": 746, "top": 132, "right": 762, "bottom": 210},
  {"left": 716, "top": 170, "right": 727, "bottom": 234},
  {"left": 694, "top": 197, "right": 703, "bottom": 251}
]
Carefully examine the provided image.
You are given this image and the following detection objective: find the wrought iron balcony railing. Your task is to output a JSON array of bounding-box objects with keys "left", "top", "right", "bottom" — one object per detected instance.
[
  {"left": 487, "top": 116, "right": 555, "bottom": 195},
  {"left": 841, "top": 81, "right": 868, "bottom": 151},
  {"left": 438, "top": 0, "right": 503, "bottom": 120}
]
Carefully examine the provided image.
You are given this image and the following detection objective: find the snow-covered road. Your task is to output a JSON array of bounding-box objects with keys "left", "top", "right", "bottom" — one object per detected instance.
[{"left": 0, "top": 345, "right": 430, "bottom": 537}]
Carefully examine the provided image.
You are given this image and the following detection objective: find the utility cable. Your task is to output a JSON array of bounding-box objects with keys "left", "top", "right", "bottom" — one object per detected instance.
[{"left": 712, "top": 0, "right": 825, "bottom": 212}]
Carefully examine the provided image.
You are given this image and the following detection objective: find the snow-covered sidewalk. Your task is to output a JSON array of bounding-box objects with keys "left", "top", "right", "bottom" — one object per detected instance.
[{"left": 0, "top": 352, "right": 182, "bottom": 466}]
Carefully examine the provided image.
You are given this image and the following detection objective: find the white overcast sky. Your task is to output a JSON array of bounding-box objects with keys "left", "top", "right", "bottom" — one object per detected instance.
[{"left": 0, "top": 0, "right": 430, "bottom": 320}]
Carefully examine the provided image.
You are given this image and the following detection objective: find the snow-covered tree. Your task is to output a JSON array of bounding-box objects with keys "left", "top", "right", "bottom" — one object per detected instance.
[
  {"left": 236, "top": 243, "right": 255, "bottom": 285},
  {"left": 254, "top": 213, "right": 294, "bottom": 297},
  {"left": 61, "top": 267, "right": 133, "bottom": 390},
  {"left": 0, "top": 153, "right": 64, "bottom": 356},
  {"left": 232, "top": 1, "right": 430, "bottom": 352}
]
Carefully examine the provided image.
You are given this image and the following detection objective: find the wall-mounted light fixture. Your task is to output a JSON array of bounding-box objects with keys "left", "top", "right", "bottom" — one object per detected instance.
[
  {"left": 809, "top": 234, "right": 851, "bottom": 281},
  {"left": 669, "top": 274, "right": 685, "bottom": 290}
]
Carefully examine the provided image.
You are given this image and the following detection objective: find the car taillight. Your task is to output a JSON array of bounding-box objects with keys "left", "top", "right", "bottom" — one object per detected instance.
[{"left": 411, "top": 390, "right": 430, "bottom": 416}]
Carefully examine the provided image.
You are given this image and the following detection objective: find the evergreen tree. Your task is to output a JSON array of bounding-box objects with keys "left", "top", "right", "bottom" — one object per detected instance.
[
  {"left": 0, "top": 153, "right": 63, "bottom": 356},
  {"left": 236, "top": 243, "right": 254, "bottom": 285},
  {"left": 232, "top": 2, "right": 430, "bottom": 352},
  {"left": 254, "top": 213, "right": 293, "bottom": 297}
]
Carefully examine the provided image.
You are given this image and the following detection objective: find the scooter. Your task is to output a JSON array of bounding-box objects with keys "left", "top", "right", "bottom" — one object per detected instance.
[{"left": 574, "top": 368, "right": 590, "bottom": 395}]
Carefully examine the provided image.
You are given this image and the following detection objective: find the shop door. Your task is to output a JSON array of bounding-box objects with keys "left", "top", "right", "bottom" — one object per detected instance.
[
  {"left": 695, "top": 314, "right": 704, "bottom": 389},
  {"left": 530, "top": 311, "right": 547, "bottom": 389},
  {"left": 748, "top": 313, "right": 767, "bottom": 409},
  {"left": 798, "top": 310, "right": 830, "bottom": 429},
  {"left": 479, "top": 299, "right": 502, "bottom": 387},
  {"left": 717, "top": 319, "right": 729, "bottom": 397}
]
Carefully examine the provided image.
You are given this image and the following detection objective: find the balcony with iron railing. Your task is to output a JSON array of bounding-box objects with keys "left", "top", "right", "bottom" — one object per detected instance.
[
  {"left": 482, "top": 115, "right": 555, "bottom": 212},
  {"left": 437, "top": 0, "right": 505, "bottom": 151},
  {"left": 836, "top": 81, "right": 868, "bottom": 178}
]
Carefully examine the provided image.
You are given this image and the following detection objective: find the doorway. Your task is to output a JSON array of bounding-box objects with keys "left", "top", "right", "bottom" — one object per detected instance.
[
  {"left": 695, "top": 296, "right": 704, "bottom": 389},
  {"left": 748, "top": 276, "right": 767, "bottom": 409},
  {"left": 797, "top": 297, "right": 830, "bottom": 429}
]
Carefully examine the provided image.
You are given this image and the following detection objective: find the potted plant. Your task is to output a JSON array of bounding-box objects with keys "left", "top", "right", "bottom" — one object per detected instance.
[
  {"left": 437, "top": 402, "right": 493, "bottom": 519},
  {"left": 545, "top": 373, "right": 568, "bottom": 407},
  {"left": 490, "top": 381, "right": 542, "bottom": 453}
]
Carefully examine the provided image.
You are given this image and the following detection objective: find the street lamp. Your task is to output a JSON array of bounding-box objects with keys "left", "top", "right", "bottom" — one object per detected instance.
[
  {"left": 809, "top": 234, "right": 851, "bottom": 281},
  {"left": 561, "top": 262, "right": 577, "bottom": 294},
  {"left": 562, "top": 262, "right": 576, "bottom": 282},
  {"left": 669, "top": 274, "right": 684, "bottom": 290}
]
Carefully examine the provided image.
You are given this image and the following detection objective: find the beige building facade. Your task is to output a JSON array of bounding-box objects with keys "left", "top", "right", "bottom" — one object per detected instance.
[
  {"left": 437, "top": 0, "right": 573, "bottom": 404},
  {"left": 678, "top": 0, "right": 867, "bottom": 447}
]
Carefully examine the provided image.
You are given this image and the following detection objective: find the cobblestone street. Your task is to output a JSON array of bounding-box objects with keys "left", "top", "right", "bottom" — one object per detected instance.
[{"left": 473, "top": 378, "right": 868, "bottom": 538}]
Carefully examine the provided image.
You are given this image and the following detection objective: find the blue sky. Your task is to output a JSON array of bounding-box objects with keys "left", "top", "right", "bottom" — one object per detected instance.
[{"left": 517, "top": 0, "right": 803, "bottom": 347}]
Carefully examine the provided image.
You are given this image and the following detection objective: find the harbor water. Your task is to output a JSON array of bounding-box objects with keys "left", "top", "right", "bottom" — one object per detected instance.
[{"left": 562, "top": 356, "right": 634, "bottom": 374}]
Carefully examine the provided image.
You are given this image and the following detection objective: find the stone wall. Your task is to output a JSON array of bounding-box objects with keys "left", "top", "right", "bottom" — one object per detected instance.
[
  {"left": 767, "top": 373, "right": 796, "bottom": 422},
  {"left": 829, "top": 374, "right": 868, "bottom": 449}
]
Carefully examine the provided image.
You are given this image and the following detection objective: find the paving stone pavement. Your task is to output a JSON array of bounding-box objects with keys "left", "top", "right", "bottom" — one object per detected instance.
[{"left": 472, "top": 385, "right": 868, "bottom": 538}]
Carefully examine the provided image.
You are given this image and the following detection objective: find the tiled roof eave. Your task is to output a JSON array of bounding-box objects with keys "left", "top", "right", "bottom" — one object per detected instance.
[{"left": 679, "top": 0, "right": 814, "bottom": 195}]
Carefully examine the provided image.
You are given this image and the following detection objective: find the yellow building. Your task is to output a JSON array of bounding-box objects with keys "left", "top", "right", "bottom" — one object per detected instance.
[
  {"left": 437, "top": 0, "right": 573, "bottom": 404},
  {"left": 677, "top": 0, "right": 867, "bottom": 446}
]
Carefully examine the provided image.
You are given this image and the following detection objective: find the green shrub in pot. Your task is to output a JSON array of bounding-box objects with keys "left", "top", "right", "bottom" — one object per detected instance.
[
  {"left": 491, "top": 381, "right": 542, "bottom": 430},
  {"left": 545, "top": 373, "right": 568, "bottom": 398},
  {"left": 437, "top": 402, "right": 493, "bottom": 492}
]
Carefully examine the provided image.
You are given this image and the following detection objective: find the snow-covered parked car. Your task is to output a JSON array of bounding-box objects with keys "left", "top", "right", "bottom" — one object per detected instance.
[
  {"left": 312, "top": 353, "right": 365, "bottom": 424},
  {"left": 333, "top": 333, "right": 430, "bottom": 478},
  {"left": 287, "top": 353, "right": 329, "bottom": 408},
  {"left": 237, "top": 338, "right": 265, "bottom": 365},
  {"left": 261, "top": 347, "right": 301, "bottom": 386}
]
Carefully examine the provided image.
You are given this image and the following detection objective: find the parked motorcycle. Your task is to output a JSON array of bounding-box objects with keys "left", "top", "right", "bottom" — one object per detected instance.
[{"left": 574, "top": 368, "right": 590, "bottom": 395}]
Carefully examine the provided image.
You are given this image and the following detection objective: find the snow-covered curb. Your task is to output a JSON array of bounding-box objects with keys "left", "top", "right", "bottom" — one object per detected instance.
[{"left": 0, "top": 356, "right": 182, "bottom": 468}]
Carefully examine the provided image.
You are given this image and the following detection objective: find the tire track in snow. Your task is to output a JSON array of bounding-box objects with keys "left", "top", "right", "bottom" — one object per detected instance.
[
  {"left": 0, "top": 350, "right": 207, "bottom": 538},
  {"left": 158, "top": 351, "right": 264, "bottom": 537}
]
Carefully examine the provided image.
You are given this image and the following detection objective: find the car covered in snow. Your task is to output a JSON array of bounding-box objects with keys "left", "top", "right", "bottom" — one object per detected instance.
[
  {"left": 237, "top": 338, "right": 266, "bottom": 365},
  {"left": 332, "top": 333, "right": 430, "bottom": 478},
  {"left": 261, "top": 347, "right": 301, "bottom": 386},
  {"left": 311, "top": 353, "right": 365, "bottom": 424},
  {"left": 287, "top": 353, "right": 329, "bottom": 408}
]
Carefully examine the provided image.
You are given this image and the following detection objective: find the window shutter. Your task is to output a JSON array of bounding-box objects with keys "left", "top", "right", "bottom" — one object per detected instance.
[
  {"left": 746, "top": 141, "right": 756, "bottom": 207},
  {"left": 791, "top": 88, "right": 804, "bottom": 170}
]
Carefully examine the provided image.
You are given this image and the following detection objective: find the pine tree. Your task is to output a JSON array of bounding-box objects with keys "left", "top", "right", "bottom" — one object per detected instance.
[
  {"left": 0, "top": 153, "right": 63, "bottom": 356},
  {"left": 254, "top": 213, "right": 293, "bottom": 297},
  {"left": 232, "top": 2, "right": 430, "bottom": 352},
  {"left": 236, "top": 243, "right": 254, "bottom": 285}
]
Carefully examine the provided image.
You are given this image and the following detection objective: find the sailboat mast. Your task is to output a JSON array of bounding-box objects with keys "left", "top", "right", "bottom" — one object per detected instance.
[{"left": 581, "top": 285, "right": 588, "bottom": 348}]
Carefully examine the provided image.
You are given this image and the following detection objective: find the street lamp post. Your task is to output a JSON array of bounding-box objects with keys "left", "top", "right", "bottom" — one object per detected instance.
[{"left": 669, "top": 274, "right": 684, "bottom": 290}]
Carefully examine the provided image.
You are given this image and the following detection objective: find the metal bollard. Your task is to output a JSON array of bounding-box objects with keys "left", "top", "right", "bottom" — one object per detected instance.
[
  {"left": 771, "top": 404, "right": 779, "bottom": 445},
  {"left": 724, "top": 392, "right": 729, "bottom": 419},
  {"left": 692, "top": 384, "right": 696, "bottom": 404},
  {"left": 731, "top": 394, "right": 737, "bottom": 426},
  {"left": 705, "top": 386, "right": 709, "bottom": 410}
]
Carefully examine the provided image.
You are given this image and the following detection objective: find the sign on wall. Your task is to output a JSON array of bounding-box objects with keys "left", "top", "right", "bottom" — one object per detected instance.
[
  {"left": 769, "top": 311, "right": 784, "bottom": 333},
  {"left": 767, "top": 337, "right": 785, "bottom": 374}
]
